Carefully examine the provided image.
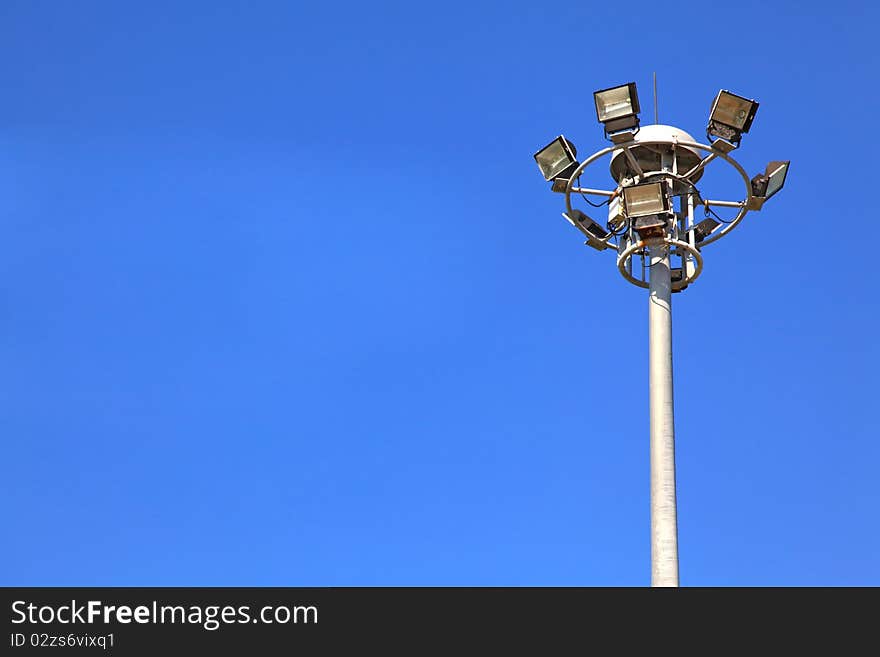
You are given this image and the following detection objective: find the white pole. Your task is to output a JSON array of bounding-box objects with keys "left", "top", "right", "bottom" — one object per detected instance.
[{"left": 648, "top": 243, "right": 680, "bottom": 587}]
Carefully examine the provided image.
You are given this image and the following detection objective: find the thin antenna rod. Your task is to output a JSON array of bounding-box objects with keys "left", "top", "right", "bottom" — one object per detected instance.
[{"left": 653, "top": 72, "right": 659, "bottom": 124}]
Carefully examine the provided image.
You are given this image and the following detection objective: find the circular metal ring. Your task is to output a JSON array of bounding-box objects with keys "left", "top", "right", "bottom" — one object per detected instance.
[{"left": 616, "top": 237, "right": 704, "bottom": 290}]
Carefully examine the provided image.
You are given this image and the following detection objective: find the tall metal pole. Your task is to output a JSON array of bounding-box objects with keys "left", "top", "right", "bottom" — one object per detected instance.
[{"left": 648, "top": 243, "right": 680, "bottom": 587}]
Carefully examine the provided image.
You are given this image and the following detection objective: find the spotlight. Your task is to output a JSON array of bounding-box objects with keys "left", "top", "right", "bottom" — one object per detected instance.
[
  {"left": 751, "top": 161, "right": 790, "bottom": 199},
  {"left": 632, "top": 214, "right": 667, "bottom": 238},
  {"left": 594, "top": 82, "right": 640, "bottom": 138},
  {"left": 534, "top": 136, "right": 579, "bottom": 182},
  {"left": 707, "top": 90, "right": 758, "bottom": 147},
  {"left": 690, "top": 217, "right": 720, "bottom": 243},
  {"left": 671, "top": 267, "right": 688, "bottom": 293},
  {"left": 563, "top": 210, "right": 609, "bottom": 251},
  {"left": 748, "top": 161, "right": 790, "bottom": 210},
  {"left": 623, "top": 182, "right": 669, "bottom": 218},
  {"left": 623, "top": 181, "right": 671, "bottom": 239}
]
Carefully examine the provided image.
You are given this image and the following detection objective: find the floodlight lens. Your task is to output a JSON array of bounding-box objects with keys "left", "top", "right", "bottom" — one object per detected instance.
[
  {"left": 710, "top": 90, "right": 758, "bottom": 131},
  {"left": 534, "top": 137, "right": 577, "bottom": 181},
  {"left": 765, "top": 161, "right": 790, "bottom": 199},
  {"left": 623, "top": 182, "right": 667, "bottom": 217},
  {"left": 595, "top": 85, "right": 635, "bottom": 122}
]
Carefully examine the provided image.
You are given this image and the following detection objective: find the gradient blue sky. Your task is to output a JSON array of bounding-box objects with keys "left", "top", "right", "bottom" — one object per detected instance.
[{"left": 2, "top": 1, "right": 877, "bottom": 586}]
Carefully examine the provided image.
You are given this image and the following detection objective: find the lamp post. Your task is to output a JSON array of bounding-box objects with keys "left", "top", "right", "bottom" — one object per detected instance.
[{"left": 534, "top": 82, "right": 789, "bottom": 586}]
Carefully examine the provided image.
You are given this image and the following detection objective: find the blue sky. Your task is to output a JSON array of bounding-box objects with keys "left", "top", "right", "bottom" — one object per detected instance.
[{"left": 1, "top": 1, "right": 877, "bottom": 586}]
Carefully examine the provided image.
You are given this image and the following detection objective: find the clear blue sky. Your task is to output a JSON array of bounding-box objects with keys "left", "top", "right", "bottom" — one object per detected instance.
[{"left": 2, "top": 1, "right": 877, "bottom": 586}]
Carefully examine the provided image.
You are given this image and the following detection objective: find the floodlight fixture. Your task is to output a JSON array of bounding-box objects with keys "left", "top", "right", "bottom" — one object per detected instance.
[
  {"left": 623, "top": 181, "right": 672, "bottom": 239},
  {"left": 594, "top": 82, "right": 641, "bottom": 137},
  {"left": 707, "top": 89, "right": 758, "bottom": 147},
  {"left": 751, "top": 161, "right": 790, "bottom": 199},
  {"left": 623, "top": 182, "right": 669, "bottom": 218},
  {"left": 563, "top": 210, "right": 609, "bottom": 251},
  {"left": 690, "top": 217, "right": 720, "bottom": 243},
  {"left": 632, "top": 214, "right": 668, "bottom": 238},
  {"left": 534, "top": 136, "right": 579, "bottom": 181},
  {"left": 747, "top": 161, "right": 790, "bottom": 210}
]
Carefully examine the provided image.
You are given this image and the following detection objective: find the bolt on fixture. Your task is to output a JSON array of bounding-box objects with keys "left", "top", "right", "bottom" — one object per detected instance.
[{"left": 533, "top": 80, "right": 790, "bottom": 587}]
